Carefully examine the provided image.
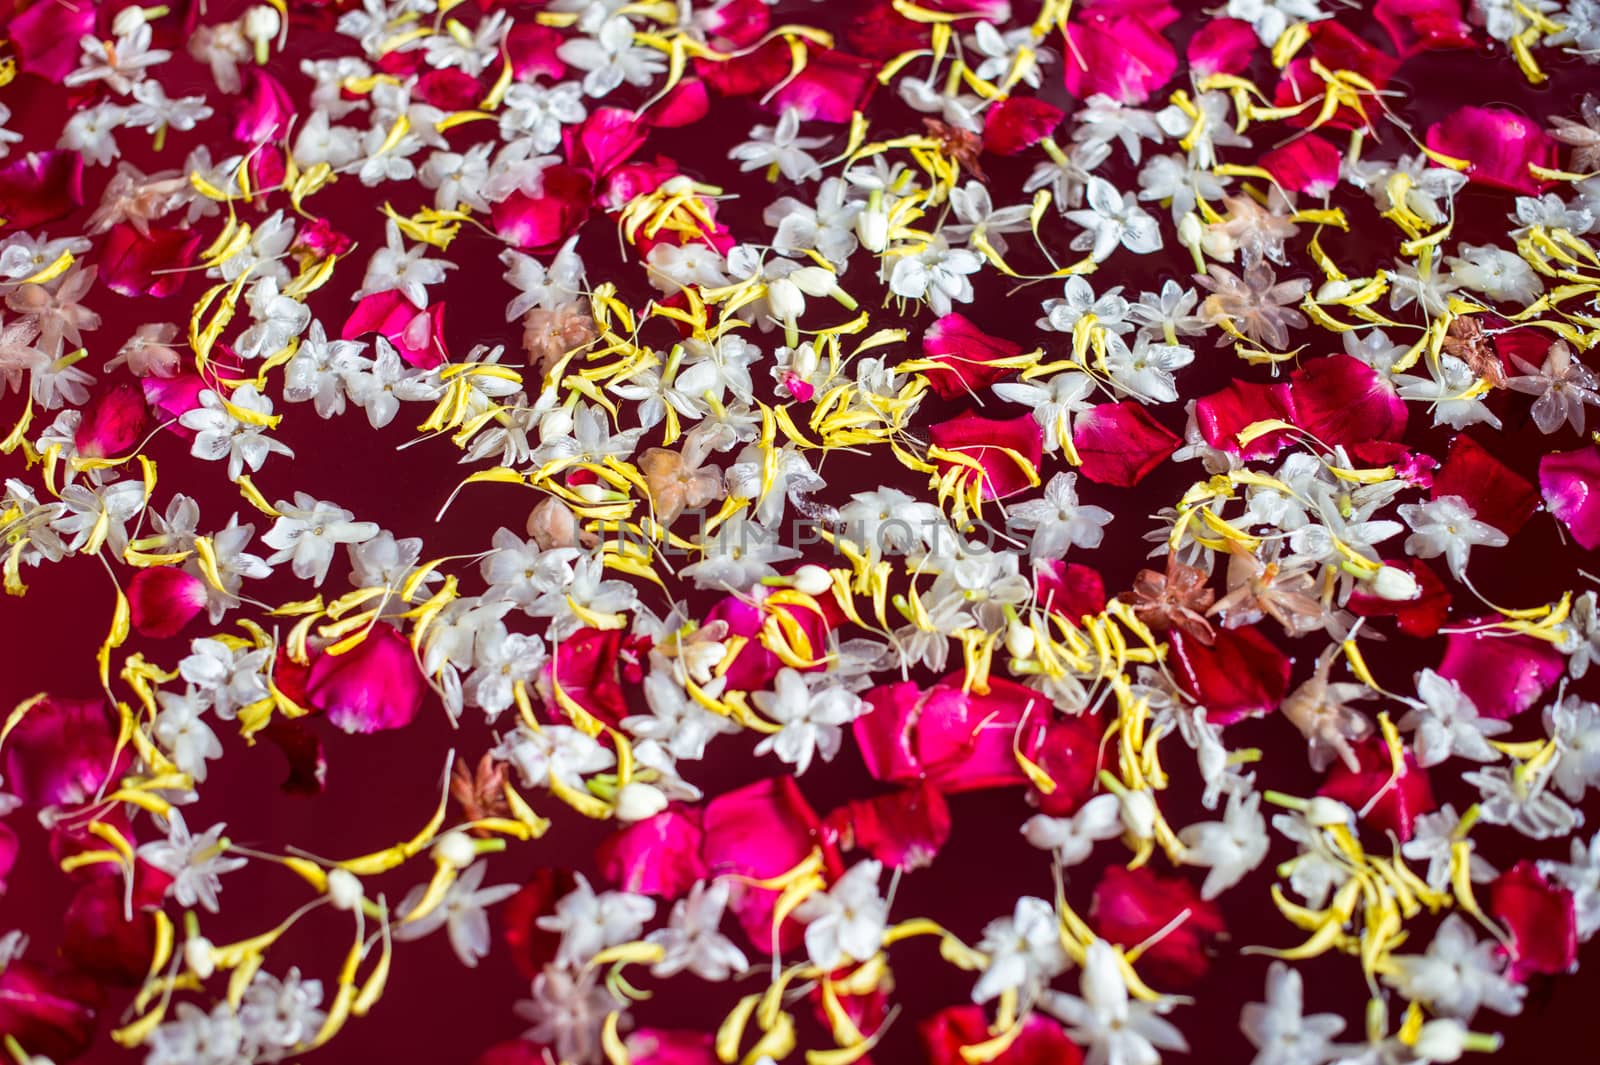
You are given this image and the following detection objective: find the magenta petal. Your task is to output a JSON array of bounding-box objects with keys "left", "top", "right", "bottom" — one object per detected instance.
[
  {"left": 505, "top": 23, "right": 568, "bottom": 82},
  {"left": 919, "top": 312, "right": 1024, "bottom": 399},
  {"left": 652, "top": 79, "right": 711, "bottom": 128},
  {"left": 0, "top": 962, "right": 99, "bottom": 1063},
  {"left": 928, "top": 411, "right": 1044, "bottom": 500},
  {"left": 1169, "top": 625, "right": 1290, "bottom": 726},
  {"left": 625, "top": 1030, "right": 719, "bottom": 1065},
  {"left": 1347, "top": 558, "right": 1452, "bottom": 637},
  {"left": 1187, "top": 17, "right": 1259, "bottom": 76},
  {"left": 917, "top": 675, "right": 1039, "bottom": 792},
  {"left": 1540, "top": 445, "right": 1600, "bottom": 550},
  {"left": 1425, "top": 106, "right": 1557, "bottom": 195},
  {"left": 342, "top": 290, "right": 448, "bottom": 369},
  {"left": 502, "top": 869, "right": 577, "bottom": 978},
  {"left": 1090, "top": 865, "right": 1225, "bottom": 986},
  {"left": 982, "top": 96, "right": 1065, "bottom": 157},
  {"left": 61, "top": 861, "right": 168, "bottom": 985},
  {"left": 921, "top": 1006, "right": 1083, "bottom": 1065},
  {"left": 1490, "top": 861, "right": 1579, "bottom": 981},
  {"left": 491, "top": 166, "right": 594, "bottom": 251},
  {"left": 1375, "top": 0, "right": 1476, "bottom": 56},
  {"left": 415, "top": 69, "right": 483, "bottom": 112},
  {"left": 569, "top": 109, "right": 649, "bottom": 179},
  {"left": 1431, "top": 434, "right": 1537, "bottom": 537},
  {"left": 766, "top": 47, "right": 877, "bottom": 123},
  {"left": 1033, "top": 560, "right": 1108, "bottom": 622},
  {"left": 232, "top": 69, "right": 295, "bottom": 144},
  {"left": 100, "top": 223, "right": 204, "bottom": 299},
  {"left": 260, "top": 716, "right": 327, "bottom": 796},
  {"left": 596, "top": 808, "right": 707, "bottom": 899},
  {"left": 127, "top": 566, "right": 208, "bottom": 639},
  {"left": 4, "top": 697, "right": 128, "bottom": 808},
  {"left": 855, "top": 681, "right": 925, "bottom": 784},
  {"left": 1062, "top": 14, "right": 1177, "bottom": 105},
  {"left": 75, "top": 382, "right": 149, "bottom": 459},
  {"left": 1435, "top": 623, "right": 1564, "bottom": 721},
  {"left": 1317, "top": 739, "right": 1435, "bottom": 841},
  {"left": 701, "top": 776, "right": 840, "bottom": 949},
  {"left": 142, "top": 372, "right": 208, "bottom": 435},
  {"left": 824, "top": 781, "right": 951, "bottom": 871},
  {"left": 1260, "top": 134, "right": 1343, "bottom": 196},
  {"left": 1072, "top": 401, "right": 1181, "bottom": 487},
  {"left": 7, "top": 0, "right": 96, "bottom": 81},
  {"left": 0, "top": 150, "right": 84, "bottom": 230},
  {"left": 1195, "top": 379, "right": 1296, "bottom": 460},
  {"left": 1289, "top": 352, "right": 1408, "bottom": 446},
  {"left": 475, "top": 1040, "right": 552, "bottom": 1065},
  {"left": 305, "top": 623, "right": 424, "bottom": 733},
  {"left": 1026, "top": 714, "right": 1108, "bottom": 816},
  {"left": 545, "top": 627, "right": 627, "bottom": 729}
]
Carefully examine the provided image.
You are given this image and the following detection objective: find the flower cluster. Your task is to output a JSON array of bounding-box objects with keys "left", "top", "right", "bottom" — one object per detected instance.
[{"left": 2, "top": 1, "right": 1600, "bottom": 1064}]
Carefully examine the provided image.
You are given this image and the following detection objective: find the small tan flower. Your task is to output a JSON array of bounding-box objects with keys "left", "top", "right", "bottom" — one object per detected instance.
[
  {"left": 1119, "top": 552, "right": 1217, "bottom": 644},
  {"left": 639, "top": 444, "right": 724, "bottom": 527},
  {"left": 521, "top": 302, "right": 597, "bottom": 380}
]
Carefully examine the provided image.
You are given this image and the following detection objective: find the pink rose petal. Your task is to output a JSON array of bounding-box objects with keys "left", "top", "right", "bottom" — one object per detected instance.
[
  {"left": 1540, "top": 445, "right": 1600, "bottom": 549},
  {"left": 1072, "top": 401, "right": 1181, "bottom": 487}
]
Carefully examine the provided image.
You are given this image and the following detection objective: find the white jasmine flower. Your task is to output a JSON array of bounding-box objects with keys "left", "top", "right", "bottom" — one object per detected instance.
[
  {"left": 153, "top": 689, "right": 223, "bottom": 783},
  {"left": 1382, "top": 914, "right": 1525, "bottom": 1020},
  {"left": 1445, "top": 243, "right": 1542, "bottom": 305},
  {"left": 261, "top": 493, "right": 380, "bottom": 587},
  {"left": 394, "top": 859, "right": 519, "bottom": 967},
  {"left": 137, "top": 810, "right": 248, "bottom": 914},
  {"left": 647, "top": 880, "right": 749, "bottom": 981},
  {"left": 1546, "top": 696, "right": 1600, "bottom": 801},
  {"left": 1041, "top": 939, "right": 1190, "bottom": 1065},
  {"left": 1021, "top": 793, "right": 1125, "bottom": 865},
  {"left": 1067, "top": 177, "right": 1163, "bottom": 262},
  {"left": 886, "top": 237, "right": 984, "bottom": 316},
  {"left": 537, "top": 873, "right": 656, "bottom": 966},
  {"left": 1177, "top": 789, "right": 1271, "bottom": 899},
  {"left": 971, "top": 896, "right": 1070, "bottom": 1004},
  {"left": 1239, "top": 962, "right": 1346, "bottom": 1065},
  {"left": 729, "top": 109, "right": 830, "bottom": 183},
  {"left": 751, "top": 669, "right": 867, "bottom": 775},
  {"left": 353, "top": 220, "right": 456, "bottom": 309},
  {"left": 1008, "top": 472, "right": 1114, "bottom": 561},
  {"left": 1398, "top": 669, "right": 1510, "bottom": 767},
  {"left": 558, "top": 17, "right": 665, "bottom": 97},
  {"left": 1397, "top": 495, "right": 1508, "bottom": 580},
  {"left": 794, "top": 859, "right": 889, "bottom": 971}
]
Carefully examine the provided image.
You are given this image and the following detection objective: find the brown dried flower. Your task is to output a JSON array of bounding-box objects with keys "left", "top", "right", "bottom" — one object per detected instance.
[
  {"left": 1119, "top": 552, "right": 1217, "bottom": 644},
  {"left": 923, "top": 118, "right": 987, "bottom": 181},
  {"left": 522, "top": 303, "right": 598, "bottom": 380},
  {"left": 1208, "top": 541, "right": 1326, "bottom": 637},
  {"left": 1196, "top": 261, "right": 1310, "bottom": 351},
  {"left": 1441, "top": 315, "right": 1504, "bottom": 388},
  {"left": 450, "top": 752, "right": 510, "bottom": 835},
  {"left": 639, "top": 444, "right": 724, "bottom": 526},
  {"left": 1279, "top": 646, "right": 1376, "bottom": 773}
]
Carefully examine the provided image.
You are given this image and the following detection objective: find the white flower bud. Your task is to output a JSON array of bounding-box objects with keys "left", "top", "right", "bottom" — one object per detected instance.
[
  {"left": 788, "top": 265, "right": 838, "bottom": 297},
  {"left": 113, "top": 6, "right": 149, "bottom": 35},
  {"left": 326, "top": 868, "right": 364, "bottom": 911},
  {"left": 1305, "top": 797, "right": 1355, "bottom": 828},
  {"left": 1005, "top": 619, "right": 1035, "bottom": 659},
  {"left": 791, "top": 564, "right": 833, "bottom": 596},
  {"left": 1413, "top": 1019, "right": 1470, "bottom": 1063},
  {"left": 1177, "top": 211, "right": 1204, "bottom": 251},
  {"left": 615, "top": 781, "right": 668, "bottom": 822},
  {"left": 1119, "top": 789, "right": 1157, "bottom": 839},
  {"left": 184, "top": 936, "right": 216, "bottom": 980},
  {"left": 540, "top": 408, "right": 574, "bottom": 443},
  {"left": 243, "top": 5, "right": 281, "bottom": 40},
  {"left": 1317, "top": 278, "right": 1353, "bottom": 302},
  {"left": 767, "top": 276, "right": 806, "bottom": 323},
  {"left": 856, "top": 207, "right": 889, "bottom": 253},
  {"left": 1371, "top": 565, "right": 1420, "bottom": 601},
  {"left": 433, "top": 830, "right": 476, "bottom": 870}
]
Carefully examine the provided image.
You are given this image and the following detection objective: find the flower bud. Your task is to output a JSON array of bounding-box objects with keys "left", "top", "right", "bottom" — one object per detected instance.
[
  {"left": 856, "top": 207, "right": 889, "bottom": 253},
  {"left": 433, "top": 830, "right": 477, "bottom": 870},
  {"left": 326, "top": 868, "right": 364, "bottom": 911},
  {"left": 1413, "top": 1019, "right": 1471, "bottom": 1063},
  {"left": 1370, "top": 565, "right": 1419, "bottom": 601},
  {"left": 1119, "top": 789, "right": 1157, "bottom": 839},
  {"left": 185, "top": 936, "right": 216, "bottom": 980},
  {"left": 615, "top": 781, "right": 669, "bottom": 822},
  {"left": 1005, "top": 619, "right": 1036, "bottom": 659},
  {"left": 1305, "top": 797, "right": 1355, "bottom": 828},
  {"left": 527, "top": 496, "right": 580, "bottom": 550},
  {"left": 1317, "top": 278, "right": 1353, "bottom": 302},
  {"left": 791, "top": 564, "right": 833, "bottom": 596},
  {"left": 113, "top": 6, "right": 150, "bottom": 34},
  {"left": 767, "top": 276, "right": 806, "bottom": 323}
]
